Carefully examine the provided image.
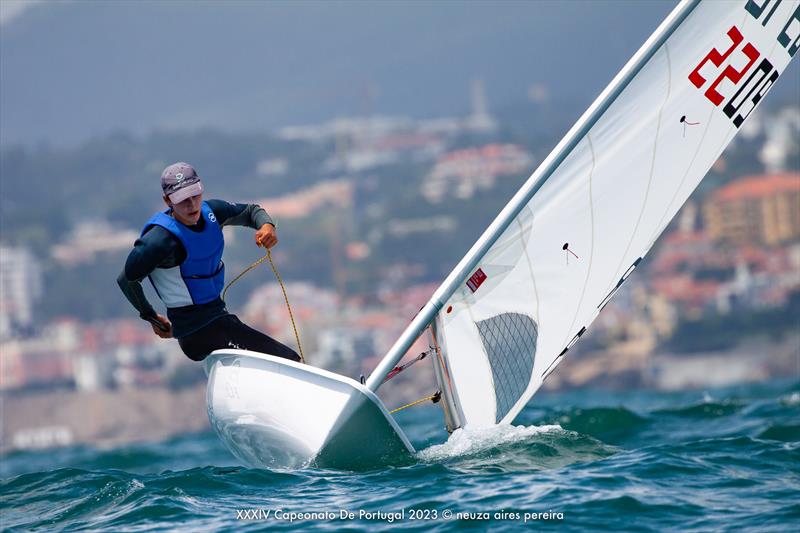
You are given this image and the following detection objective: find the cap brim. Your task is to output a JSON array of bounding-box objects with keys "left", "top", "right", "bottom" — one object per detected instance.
[{"left": 168, "top": 182, "right": 204, "bottom": 204}]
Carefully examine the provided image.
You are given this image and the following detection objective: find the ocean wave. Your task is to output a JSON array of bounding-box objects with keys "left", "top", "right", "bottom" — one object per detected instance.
[
  {"left": 756, "top": 424, "right": 800, "bottom": 443},
  {"left": 1, "top": 469, "right": 146, "bottom": 530},
  {"left": 0, "top": 465, "right": 313, "bottom": 531},
  {"left": 653, "top": 399, "right": 746, "bottom": 418},
  {"left": 546, "top": 406, "right": 649, "bottom": 443},
  {"left": 2, "top": 380, "right": 797, "bottom": 531}
]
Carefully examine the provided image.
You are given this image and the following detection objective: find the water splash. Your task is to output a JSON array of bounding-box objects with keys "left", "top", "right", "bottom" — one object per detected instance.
[
  {"left": 417, "top": 424, "right": 563, "bottom": 462},
  {"left": 780, "top": 392, "right": 800, "bottom": 407}
]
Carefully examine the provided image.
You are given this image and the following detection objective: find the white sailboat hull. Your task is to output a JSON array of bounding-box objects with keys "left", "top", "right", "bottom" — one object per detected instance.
[{"left": 204, "top": 349, "right": 415, "bottom": 470}]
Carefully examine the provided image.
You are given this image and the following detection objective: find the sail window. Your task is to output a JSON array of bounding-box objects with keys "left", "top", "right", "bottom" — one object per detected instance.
[{"left": 476, "top": 313, "right": 538, "bottom": 422}]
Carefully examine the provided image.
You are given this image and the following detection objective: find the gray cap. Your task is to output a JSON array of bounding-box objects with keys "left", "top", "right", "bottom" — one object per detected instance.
[{"left": 161, "top": 162, "right": 204, "bottom": 203}]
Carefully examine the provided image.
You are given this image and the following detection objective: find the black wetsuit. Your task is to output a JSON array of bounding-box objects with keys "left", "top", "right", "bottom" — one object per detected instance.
[{"left": 117, "top": 199, "right": 300, "bottom": 362}]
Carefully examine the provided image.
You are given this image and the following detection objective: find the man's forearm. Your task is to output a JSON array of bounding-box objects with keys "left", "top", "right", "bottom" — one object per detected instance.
[
  {"left": 252, "top": 206, "right": 274, "bottom": 229},
  {"left": 116, "top": 270, "right": 157, "bottom": 320},
  {"left": 232, "top": 204, "right": 273, "bottom": 228},
  {"left": 210, "top": 200, "right": 274, "bottom": 229}
]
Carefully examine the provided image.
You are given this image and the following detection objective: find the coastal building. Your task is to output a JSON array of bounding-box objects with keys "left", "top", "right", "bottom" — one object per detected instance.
[
  {"left": 50, "top": 220, "right": 139, "bottom": 265},
  {"left": 649, "top": 227, "right": 800, "bottom": 316},
  {"left": 256, "top": 180, "right": 353, "bottom": 219},
  {"left": 703, "top": 173, "right": 800, "bottom": 245},
  {"left": 313, "top": 327, "right": 377, "bottom": 375},
  {"left": 255, "top": 157, "right": 289, "bottom": 178},
  {"left": 0, "top": 245, "right": 42, "bottom": 339},
  {"left": 243, "top": 281, "right": 338, "bottom": 345},
  {"left": 423, "top": 144, "right": 534, "bottom": 202},
  {"left": 464, "top": 79, "right": 497, "bottom": 133},
  {"left": 324, "top": 132, "right": 446, "bottom": 173},
  {"left": 759, "top": 107, "right": 800, "bottom": 173},
  {"left": 0, "top": 341, "right": 24, "bottom": 390},
  {"left": 0, "top": 337, "right": 73, "bottom": 391},
  {"left": 278, "top": 115, "right": 414, "bottom": 144}
]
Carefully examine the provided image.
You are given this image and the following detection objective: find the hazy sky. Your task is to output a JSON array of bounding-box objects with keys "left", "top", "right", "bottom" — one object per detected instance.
[
  {"left": 0, "top": 0, "right": 42, "bottom": 25},
  {"left": 3, "top": 1, "right": 796, "bottom": 149}
]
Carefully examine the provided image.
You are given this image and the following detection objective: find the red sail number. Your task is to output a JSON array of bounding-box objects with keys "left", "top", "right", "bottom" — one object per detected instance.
[{"left": 688, "top": 26, "right": 761, "bottom": 106}]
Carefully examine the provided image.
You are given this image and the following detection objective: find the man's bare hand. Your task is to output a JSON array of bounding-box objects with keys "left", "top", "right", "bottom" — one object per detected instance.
[
  {"left": 149, "top": 314, "right": 173, "bottom": 338},
  {"left": 255, "top": 223, "right": 278, "bottom": 249}
]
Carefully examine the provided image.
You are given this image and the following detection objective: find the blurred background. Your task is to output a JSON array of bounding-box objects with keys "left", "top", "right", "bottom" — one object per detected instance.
[{"left": 1, "top": 0, "right": 798, "bottom": 455}]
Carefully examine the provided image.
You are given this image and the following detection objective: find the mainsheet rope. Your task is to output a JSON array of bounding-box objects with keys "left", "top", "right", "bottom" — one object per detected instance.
[
  {"left": 224, "top": 252, "right": 447, "bottom": 412},
  {"left": 222, "top": 248, "right": 306, "bottom": 364}
]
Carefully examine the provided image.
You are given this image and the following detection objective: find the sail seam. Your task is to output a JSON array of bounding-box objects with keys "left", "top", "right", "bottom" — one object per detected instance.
[
  {"left": 516, "top": 214, "right": 542, "bottom": 330},
  {"left": 561, "top": 135, "right": 597, "bottom": 349},
  {"left": 648, "top": 8, "right": 753, "bottom": 248},
  {"left": 607, "top": 44, "right": 673, "bottom": 295},
  {"left": 648, "top": 104, "right": 716, "bottom": 247}
]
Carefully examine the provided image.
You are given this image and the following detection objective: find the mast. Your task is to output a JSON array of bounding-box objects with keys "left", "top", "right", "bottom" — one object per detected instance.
[{"left": 365, "top": 0, "right": 700, "bottom": 392}]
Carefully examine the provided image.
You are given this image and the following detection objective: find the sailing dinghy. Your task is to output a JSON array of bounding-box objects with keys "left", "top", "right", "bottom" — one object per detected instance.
[{"left": 206, "top": 0, "right": 800, "bottom": 468}]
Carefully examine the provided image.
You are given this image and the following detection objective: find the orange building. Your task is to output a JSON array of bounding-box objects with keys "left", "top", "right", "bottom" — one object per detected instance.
[{"left": 703, "top": 173, "right": 800, "bottom": 245}]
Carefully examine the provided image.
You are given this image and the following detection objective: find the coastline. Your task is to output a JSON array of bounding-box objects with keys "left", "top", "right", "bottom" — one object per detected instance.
[
  {"left": 2, "top": 335, "right": 798, "bottom": 456},
  {"left": 1, "top": 385, "right": 208, "bottom": 455}
]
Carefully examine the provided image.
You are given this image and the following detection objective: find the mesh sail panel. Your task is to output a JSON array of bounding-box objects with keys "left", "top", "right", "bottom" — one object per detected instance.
[{"left": 476, "top": 313, "right": 538, "bottom": 422}]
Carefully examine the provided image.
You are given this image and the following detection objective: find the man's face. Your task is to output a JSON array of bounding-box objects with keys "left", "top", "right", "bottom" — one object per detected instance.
[{"left": 166, "top": 194, "right": 203, "bottom": 225}]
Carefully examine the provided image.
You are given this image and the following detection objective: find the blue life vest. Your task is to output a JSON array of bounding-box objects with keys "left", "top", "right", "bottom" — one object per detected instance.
[{"left": 142, "top": 202, "right": 225, "bottom": 307}]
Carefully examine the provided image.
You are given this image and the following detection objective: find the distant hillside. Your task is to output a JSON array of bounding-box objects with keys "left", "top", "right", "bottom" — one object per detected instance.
[{"left": 0, "top": 0, "right": 688, "bottom": 147}]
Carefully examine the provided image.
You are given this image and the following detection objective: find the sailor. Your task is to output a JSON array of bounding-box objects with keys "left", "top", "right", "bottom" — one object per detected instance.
[{"left": 117, "top": 162, "right": 301, "bottom": 363}]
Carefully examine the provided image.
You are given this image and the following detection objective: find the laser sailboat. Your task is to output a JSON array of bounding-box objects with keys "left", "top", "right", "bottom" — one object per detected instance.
[{"left": 205, "top": 0, "right": 800, "bottom": 469}]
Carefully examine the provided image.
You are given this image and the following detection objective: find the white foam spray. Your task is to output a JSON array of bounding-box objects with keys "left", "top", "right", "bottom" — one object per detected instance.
[{"left": 417, "top": 424, "right": 563, "bottom": 462}]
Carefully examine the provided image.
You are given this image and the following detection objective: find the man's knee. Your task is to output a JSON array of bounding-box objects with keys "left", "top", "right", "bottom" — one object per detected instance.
[{"left": 178, "top": 338, "right": 208, "bottom": 361}]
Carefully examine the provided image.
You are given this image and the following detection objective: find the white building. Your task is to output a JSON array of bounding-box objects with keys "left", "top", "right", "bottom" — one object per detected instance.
[
  {"left": 760, "top": 106, "right": 800, "bottom": 173},
  {"left": 0, "top": 245, "right": 43, "bottom": 339},
  {"left": 50, "top": 219, "right": 138, "bottom": 265},
  {"left": 313, "top": 327, "right": 376, "bottom": 375}
]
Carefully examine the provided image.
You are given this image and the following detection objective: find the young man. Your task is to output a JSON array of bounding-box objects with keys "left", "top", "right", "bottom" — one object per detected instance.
[{"left": 117, "top": 162, "right": 301, "bottom": 363}]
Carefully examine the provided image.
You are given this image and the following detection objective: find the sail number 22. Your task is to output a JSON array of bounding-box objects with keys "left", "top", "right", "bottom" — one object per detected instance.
[{"left": 687, "top": 1, "right": 798, "bottom": 128}]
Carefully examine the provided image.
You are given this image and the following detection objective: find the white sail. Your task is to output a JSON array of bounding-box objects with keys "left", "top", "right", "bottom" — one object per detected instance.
[{"left": 427, "top": 0, "right": 800, "bottom": 429}]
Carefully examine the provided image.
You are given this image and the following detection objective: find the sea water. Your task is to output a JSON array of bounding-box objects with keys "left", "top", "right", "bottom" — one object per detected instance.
[{"left": 2, "top": 380, "right": 798, "bottom": 531}]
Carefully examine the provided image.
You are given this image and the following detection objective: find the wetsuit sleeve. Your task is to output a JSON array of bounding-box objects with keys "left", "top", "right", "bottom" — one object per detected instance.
[
  {"left": 117, "top": 226, "right": 184, "bottom": 321},
  {"left": 207, "top": 199, "right": 274, "bottom": 229}
]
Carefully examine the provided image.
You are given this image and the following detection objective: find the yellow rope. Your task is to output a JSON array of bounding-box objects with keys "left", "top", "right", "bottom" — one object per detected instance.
[
  {"left": 265, "top": 249, "right": 305, "bottom": 364},
  {"left": 389, "top": 393, "right": 439, "bottom": 414},
  {"left": 221, "top": 255, "right": 268, "bottom": 302},
  {"left": 222, "top": 248, "right": 306, "bottom": 364}
]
